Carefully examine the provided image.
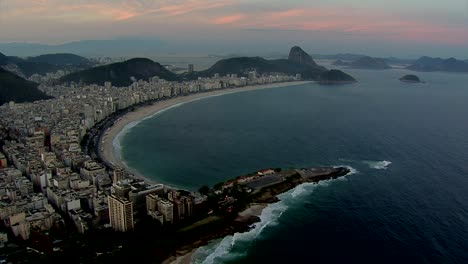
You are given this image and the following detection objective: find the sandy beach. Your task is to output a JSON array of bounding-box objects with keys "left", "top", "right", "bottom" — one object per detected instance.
[
  {"left": 99, "top": 81, "right": 311, "bottom": 182},
  {"left": 96, "top": 80, "right": 299, "bottom": 263}
]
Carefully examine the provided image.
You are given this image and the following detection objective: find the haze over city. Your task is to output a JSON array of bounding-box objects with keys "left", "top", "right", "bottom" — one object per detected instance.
[
  {"left": 0, "top": 1, "right": 468, "bottom": 263},
  {"left": 1, "top": 0, "right": 468, "bottom": 57}
]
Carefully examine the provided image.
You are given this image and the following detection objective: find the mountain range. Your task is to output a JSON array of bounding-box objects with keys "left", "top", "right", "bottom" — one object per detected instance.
[
  {"left": 59, "top": 46, "right": 352, "bottom": 86},
  {"left": 406, "top": 56, "right": 468, "bottom": 72},
  {"left": 333, "top": 56, "right": 392, "bottom": 69},
  {"left": 0, "top": 39, "right": 166, "bottom": 57},
  {"left": 0, "top": 46, "right": 359, "bottom": 104}
]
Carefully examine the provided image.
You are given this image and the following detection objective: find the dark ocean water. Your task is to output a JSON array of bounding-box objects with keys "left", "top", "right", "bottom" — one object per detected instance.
[{"left": 120, "top": 69, "right": 468, "bottom": 264}]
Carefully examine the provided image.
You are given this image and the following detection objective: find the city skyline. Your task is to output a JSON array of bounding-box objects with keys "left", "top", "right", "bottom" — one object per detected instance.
[{"left": 1, "top": 0, "right": 467, "bottom": 57}]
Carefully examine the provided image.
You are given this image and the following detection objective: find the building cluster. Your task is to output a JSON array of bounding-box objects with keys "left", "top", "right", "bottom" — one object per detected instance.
[{"left": 0, "top": 70, "right": 300, "bottom": 245}]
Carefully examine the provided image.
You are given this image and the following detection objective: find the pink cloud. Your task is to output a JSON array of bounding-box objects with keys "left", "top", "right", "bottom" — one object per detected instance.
[
  {"left": 272, "top": 9, "right": 307, "bottom": 18},
  {"left": 212, "top": 14, "right": 246, "bottom": 25},
  {"left": 209, "top": 7, "right": 468, "bottom": 45},
  {"left": 3, "top": 1, "right": 467, "bottom": 46},
  {"left": 156, "top": 0, "right": 235, "bottom": 17},
  {"left": 4, "top": 0, "right": 236, "bottom": 22}
]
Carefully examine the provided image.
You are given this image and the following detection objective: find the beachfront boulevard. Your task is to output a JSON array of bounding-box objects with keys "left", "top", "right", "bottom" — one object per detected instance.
[{"left": 0, "top": 72, "right": 307, "bottom": 260}]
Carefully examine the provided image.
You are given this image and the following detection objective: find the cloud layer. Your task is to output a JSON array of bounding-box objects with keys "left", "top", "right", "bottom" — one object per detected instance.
[{"left": 1, "top": 0, "right": 467, "bottom": 53}]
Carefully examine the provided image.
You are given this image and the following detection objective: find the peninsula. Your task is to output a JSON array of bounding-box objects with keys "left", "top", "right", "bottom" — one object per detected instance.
[{"left": 162, "top": 166, "right": 352, "bottom": 264}]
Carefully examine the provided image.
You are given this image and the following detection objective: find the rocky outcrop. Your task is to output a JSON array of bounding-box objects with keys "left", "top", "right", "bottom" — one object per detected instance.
[
  {"left": 288, "top": 46, "right": 318, "bottom": 66},
  {"left": 317, "top": 69, "right": 357, "bottom": 84},
  {"left": 399, "top": 74, "right": 422, "bottom": 83}
]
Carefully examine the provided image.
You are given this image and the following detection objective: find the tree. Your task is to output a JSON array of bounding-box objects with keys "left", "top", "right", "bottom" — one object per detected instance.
[
  {"left": 198, "top": 185, "right": 210, "bottom": 195},
  {"left": 213, "top": 182, "right": 224, "bottom": 190}
]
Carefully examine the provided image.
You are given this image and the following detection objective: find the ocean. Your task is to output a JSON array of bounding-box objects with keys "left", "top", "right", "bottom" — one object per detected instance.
[{"left": 119, "top": 68, "right": 468, "bottom": 263}]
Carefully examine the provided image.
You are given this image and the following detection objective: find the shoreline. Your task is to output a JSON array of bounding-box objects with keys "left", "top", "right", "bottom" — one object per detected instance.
[
  {"left": 164, "top": 203, "right": 268, "bottom": 264},
  {"left": 99, "top": 81, "right": 312, "bottom": 185},
  {"left": 164, "top": 165, "right": 352, "bottom": 264}
]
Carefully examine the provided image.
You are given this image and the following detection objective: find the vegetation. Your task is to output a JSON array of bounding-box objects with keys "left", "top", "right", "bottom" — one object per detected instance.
[
  {"left": 198, "top": 185, "right": 210, "bottom": 195},
  {"left": 59, "top": 58, "right": 179, "bottom": 86},
  {"left": 27, "top": 53, "right": 93, "bottom": 66},
  {"left": 318, "top": 69, "right": 357, "bottom": 84},
  {"left": 184, "top": 56, "right": 326, "bottom": 80},
  {"left": 0, "top": 52, "right": 95, "bottom": 77},
  {"left": 0, "top": 68, "right": 53, "bottom": 105},
  {"left": 399, "top": 74, "right": 421, "bottom": 83},
  {"left": 0, "top": 52, "right": 9, "bottom": 65}
]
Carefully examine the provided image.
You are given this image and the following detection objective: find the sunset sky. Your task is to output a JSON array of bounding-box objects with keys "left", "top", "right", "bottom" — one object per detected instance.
[{"left": 1, "top": 0, "right": 467, "bottom": 57}]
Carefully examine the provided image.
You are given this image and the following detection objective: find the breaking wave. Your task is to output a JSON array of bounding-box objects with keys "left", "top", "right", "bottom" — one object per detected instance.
[
  {"left": 365, "top": 160, "right": 392, "bottom": 170},
  {"left": 191, "top": 166, "right": 357, "bottom": 264}
]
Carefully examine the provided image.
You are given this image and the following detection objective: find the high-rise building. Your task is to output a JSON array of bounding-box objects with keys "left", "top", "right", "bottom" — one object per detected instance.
[
  {"left": 188, "top": 64, "right": 194, "bottom": 74},
  {"left": 184, "top": 196, "right": 194, "bottom": 218},
  {"left": 146, "top": 193, "right": 160, "bottom": 213},
  {"left": 108, "top": 195, "right": 134, "bottom": 232},
  {"left": 173, "top": 199, "right": 185, "bottom": 221},
  {"left": 157, "top": 199, "right": 174, "bottom": 224},
  {"left": 112, "top": 167, "right": 126, "bottom": 184},
  {"left": 248, "top": 71, "right": 258, "bottom": 81}
]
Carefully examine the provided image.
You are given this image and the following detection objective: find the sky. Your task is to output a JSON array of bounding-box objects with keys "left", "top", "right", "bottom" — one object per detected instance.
[{"left": 0, "top": 0, "right": 467, "bottom": 57}]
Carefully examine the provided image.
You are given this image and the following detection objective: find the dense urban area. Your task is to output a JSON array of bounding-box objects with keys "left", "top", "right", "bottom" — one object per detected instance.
[{"left": 0, "top": 66, "right": 302, "bottom": 261}]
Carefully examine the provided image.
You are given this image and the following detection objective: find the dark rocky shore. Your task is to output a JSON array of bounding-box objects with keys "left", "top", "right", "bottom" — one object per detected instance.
[{"left": 164, "top": 166, "right": 351, "bottom": 263}]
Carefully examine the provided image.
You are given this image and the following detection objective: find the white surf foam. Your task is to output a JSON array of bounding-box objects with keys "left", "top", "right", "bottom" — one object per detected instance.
[
  {"left": 365, "top": 160, "right": 392, "bottom": 170},
  {"left": 191, "top": 201, "right": 288, "bottom": 264},
  {"left": 192, "top": 166, "right": 357, "bottom": 264}
]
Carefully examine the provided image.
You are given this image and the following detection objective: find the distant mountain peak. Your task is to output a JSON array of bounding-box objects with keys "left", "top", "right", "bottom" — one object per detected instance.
[{"left": 288, "top": 46, "right": 317, "bottom": 66}]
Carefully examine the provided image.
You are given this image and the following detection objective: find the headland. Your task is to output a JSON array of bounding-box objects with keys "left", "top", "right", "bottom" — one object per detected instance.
[{"left": 163, "top": 166, "right": 352, "bottom": 263}]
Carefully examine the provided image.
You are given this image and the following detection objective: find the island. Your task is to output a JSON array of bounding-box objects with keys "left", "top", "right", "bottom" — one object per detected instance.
[
  {"left": 317, "top": 69, "right": 357, "bottom": 84},
  {"left": 350, "top": 56, "right": 391, "bottom": 70},
  {"left": 406, "top": 56, "right": 468, "bottom": 72},
  {"left": 399, "top": 74, "right": 423, "bottom": 83}
]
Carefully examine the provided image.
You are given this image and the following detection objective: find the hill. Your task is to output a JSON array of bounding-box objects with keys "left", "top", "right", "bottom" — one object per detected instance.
[
  {"left": 185, "top": 47, "right": 327, "bottom": 80},
  {"left": 350, "top": 56, "right": 391, "bottom": 69},
  {"left": 59, "top": 58, "right": 179, "bottom": 86},
  {"left": 27, "top": 53, "right": 92, "bottom": 66},
  {"left": 318, "top": 70, "right": 357, "bottom": 84},
  {"left": 0, "top": 52, "right": 95, "bottom": 77},
  {"left": 406, "top": 56, "right": 468, "bottom": 72},
  {"left": 312, "top": 53, "right": 366, "bottom": 61},
  {"left": 288, "top": 46, "right": 318, "bottom": 66},
  {"left": 399, "top": 75, "right": 422, "bottom": 83},
  {"left": 0, "top": 68, "right": 52, "bottom": 105},
  {"left": 0, "top": 52, "right": 9, "bottom": 66},
  {"left": 15, "top": 61, "right": 64, "bottom": 77}
]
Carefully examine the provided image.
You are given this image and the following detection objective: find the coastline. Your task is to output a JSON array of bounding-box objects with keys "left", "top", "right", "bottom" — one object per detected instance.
[
  {"left": 99, "top": 81, "right": 312, "bottom": 184},
  {"left": 163, "top": 166, "right": 352, "bottom": 264},
  {"left": 164, "top": 203, "right": 268, "bottom": 264}
]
